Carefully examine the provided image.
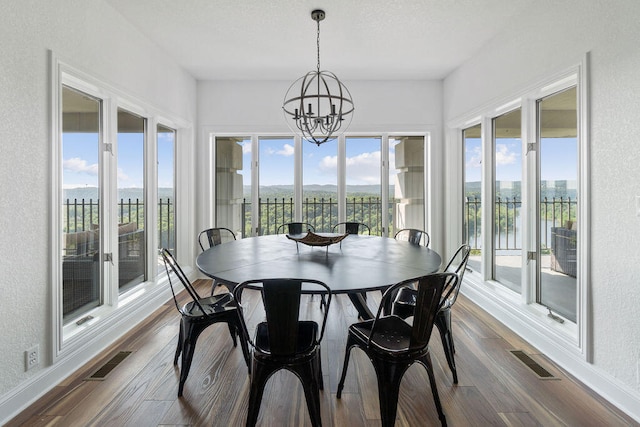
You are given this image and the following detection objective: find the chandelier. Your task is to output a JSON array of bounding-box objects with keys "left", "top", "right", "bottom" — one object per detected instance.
[{"left": 283, "top": 9, "right": 354, "bottom": 146}]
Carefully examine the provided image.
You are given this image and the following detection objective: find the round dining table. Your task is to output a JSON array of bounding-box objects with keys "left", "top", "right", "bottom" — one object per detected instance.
[{"left": 196, "top": 233, "right": 442, "bottom": 319}]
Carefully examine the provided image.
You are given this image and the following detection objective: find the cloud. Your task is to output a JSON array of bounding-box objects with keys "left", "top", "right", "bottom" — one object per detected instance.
[
  {"left": 467, "top": 145, "right": 482, "bottom": 168},
  {"left": 495, "top": 144, "right": 518, "bottom": 166},
  {"left": 63, "top": 157, "right": 98, "bottom": 175},
  {"left": 242, "top": 141, "right": 252, "bottom": 154},
  {"left": 276, "top": 144, "right": 294, "bottom": 156},
  {"left": 317, "top": 150, "right": 382, "bottom": 184}
]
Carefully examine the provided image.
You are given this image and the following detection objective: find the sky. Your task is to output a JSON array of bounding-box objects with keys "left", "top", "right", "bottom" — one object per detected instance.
[
  {"left": 62, "top": 131, "right": 175, "bottom": 189},
  {"left": 64, "top": 132, "right": 577, "bottom": 191},
  {"left": 465, "top": 137, "right": 577, "bottom": 183}
]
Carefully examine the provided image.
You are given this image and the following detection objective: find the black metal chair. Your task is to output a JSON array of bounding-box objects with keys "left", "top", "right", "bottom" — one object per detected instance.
[
  {"left": 198, "top": 227, "right": 236, "bottom": 251},
  {"left": 394, "top": 228, "right": 430, "bottom": 247},
  {"left": 331, "top": 221, "right": 370, "bottom": 235},
  {"left": 276, "top": 222, "right": 315, "bottom": 235},
  {"left": 391, "top": 244, "right": 471, "bottom": 383},
  {"left": 233, "top": 278, "right": 332, "bottom": 427},
  {"left": 337, "top": 272, "right": 455, "bottom": 427},
  {"left": 161, "top": 248, "right": 249, "bottom": 397}
]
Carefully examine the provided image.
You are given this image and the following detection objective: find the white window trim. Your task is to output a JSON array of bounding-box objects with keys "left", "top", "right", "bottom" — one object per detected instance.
[
  {"left": 202, "top": 129, "right": 438, "bottom": 245},
  {"left": 50, "top": 51, "right": 193, "bottom": 361},
  {"left": 445, "top": 55, "right": 590, "bottom": 360}
]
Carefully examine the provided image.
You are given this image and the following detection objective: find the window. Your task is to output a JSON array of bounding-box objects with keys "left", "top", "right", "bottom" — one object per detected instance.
[
  {"left": 303, "top": 140, "right": 337, "bottom": 231},
  {"left": 536, "top": 87, "right": 578, "bottom": 322},
  {"left": 117, "top": 109, "right": 146, "bottom": 292},
  {"left": 53, "top": 60, "right": 189, "bottom": 354},
  {"left": 215, "top": 136, "right": 251, "bottom": 237},
  {"left": 463, "top": 124, "right": 482, "bottom": 272},
  {"left": 492, "top": 108, "right": 523, "bottom": 293},
  {"left": 390, "top": 136, "right": 426, "bottom": 234},
  {"left": 346, "top": 137, "right": 382, "bottom": 234},
  {"left": 210, "top": 134, "right": 429, "bottom": 239},
  {"left": 61, "top": 85, "right": 102, "bottom": 320},
  {"left": 452, "top": 66, "right": 588, "bottom": 351}
]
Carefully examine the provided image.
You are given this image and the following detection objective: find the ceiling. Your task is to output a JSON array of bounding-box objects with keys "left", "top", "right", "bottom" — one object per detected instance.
[{"left": 105, "top": 0, "right": 534, "bottom": 81}]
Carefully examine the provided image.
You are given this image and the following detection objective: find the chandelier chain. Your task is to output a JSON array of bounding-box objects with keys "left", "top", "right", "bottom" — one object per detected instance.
[{"left": 316, "top": 18, "right": 321, "bottom": 73}]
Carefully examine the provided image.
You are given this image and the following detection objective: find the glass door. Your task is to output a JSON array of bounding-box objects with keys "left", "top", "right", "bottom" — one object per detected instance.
[
  {"left": 537, "top": 87, "right": 578, "bottom": 322},
  {"left": 61, "top": 86, "right": 102, "bottom": 320},
  {"left": 345, "top": 137, "right": 382, "bottom": 234},
  {"left": 492, "top": 109, "right": 523, "bottom": 293}
]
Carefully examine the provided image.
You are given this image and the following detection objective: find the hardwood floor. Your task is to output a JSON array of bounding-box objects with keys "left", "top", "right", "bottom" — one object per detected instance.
[{"left": 8, "top": 279, "right": 637, "bottom": 426}]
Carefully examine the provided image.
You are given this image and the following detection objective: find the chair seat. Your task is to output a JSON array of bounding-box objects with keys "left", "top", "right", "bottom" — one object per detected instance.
[
  {"left": 181, "top": 292, "right": 235, "bottom": 317},
  {"left": 350, "top": 316, "right": 415, "bottom": 353},
  {"left": 255, "top": 320, "right": 318, "bottom": 356}
]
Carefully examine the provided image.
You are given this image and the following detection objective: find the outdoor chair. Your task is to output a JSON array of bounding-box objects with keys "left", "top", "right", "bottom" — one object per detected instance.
[
  {"left": 391, "top": 244, "right": 471, "bottom": 383},
  {"left": 161, "top": 248, "right": 249, "bottom": 397},
  {"left": 276, "top": 222, "right": 315, "bottom": 235},
  {"left": 233, "top": 278, "right": 332, "bottom": 427},
  {"left": 337, "top": 272, "right": 455, "bottom": 427},
  {"left": 394, "top": 228, "right": 430, "bottom": 247}
]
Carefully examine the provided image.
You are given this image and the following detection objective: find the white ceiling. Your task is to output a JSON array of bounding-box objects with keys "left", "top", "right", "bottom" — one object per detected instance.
[{"left": 105, "top": 0, "right": 533, "bottom": 81}]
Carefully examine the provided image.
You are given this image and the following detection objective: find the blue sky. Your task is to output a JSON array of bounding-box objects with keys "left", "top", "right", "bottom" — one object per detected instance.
[
  {"left": 465, "top": 137, "right": 577, "bottom": 183},
  {"left": 62, "top": 131, "right": 174, "bottom": 189}
]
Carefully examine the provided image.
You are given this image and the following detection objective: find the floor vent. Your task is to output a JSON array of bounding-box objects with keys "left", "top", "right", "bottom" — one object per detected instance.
[
  {"left": 86, "top": 351, "right": 132, "bottom": 380},
  {"left": 510, "top": 350, "right": 555, "bottom": 379}
]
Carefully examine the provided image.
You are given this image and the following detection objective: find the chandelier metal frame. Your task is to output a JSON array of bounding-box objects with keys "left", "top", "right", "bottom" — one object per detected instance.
[{"left": 282, "top": 9, "right": 354, "bottom": 146}]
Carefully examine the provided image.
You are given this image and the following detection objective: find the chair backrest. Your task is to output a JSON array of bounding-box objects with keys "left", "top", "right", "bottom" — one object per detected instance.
[
  {"left": 233, "top": 278, "right": 331, "bottom": 356},
  {"left": 332, "top": 222, "right": 370, "bottom": 235},
  {"left": 198, "top": 227, "right": 236, "bottom": 251},
  {"left": 394, "top": 228, "right": 430, "bottom": 247},
  {"left": 161, "top": 248, "right": 207, "bottom": 315},
  {"left": 440, "top": 244, "right": 471, "bottom": 307},
  {"left": 370, "top": 272, "right": 455, "bottom": 351},
  {"left": 276, "top": 222, "right": 315, "bottom": 235}
]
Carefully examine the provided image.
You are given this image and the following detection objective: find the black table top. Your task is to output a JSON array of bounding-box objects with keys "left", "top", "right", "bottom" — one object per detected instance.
[{"left": 196, "top": 234, "right": 442, "bottom": 294}]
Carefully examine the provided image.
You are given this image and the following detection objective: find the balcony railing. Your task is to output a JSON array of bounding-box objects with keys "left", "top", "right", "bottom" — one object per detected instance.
[
  {"left": 63, "top": 198, "right": 175, "bottom": 251},
  {"left": 241, "top": 197, "right": 393, "bottom": 236},
  {"left": 464, "top": 196, "right": 577, "bottom": 251}
]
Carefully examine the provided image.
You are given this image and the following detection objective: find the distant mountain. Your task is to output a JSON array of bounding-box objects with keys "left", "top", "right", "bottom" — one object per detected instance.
[{"left": 245, "top": 184, "right": 388, "bottom": 198}]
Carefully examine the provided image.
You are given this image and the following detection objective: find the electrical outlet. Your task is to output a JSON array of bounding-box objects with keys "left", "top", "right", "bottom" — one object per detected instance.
[{"left": 24, "top": 345, "right": 39, "bottom": 371}]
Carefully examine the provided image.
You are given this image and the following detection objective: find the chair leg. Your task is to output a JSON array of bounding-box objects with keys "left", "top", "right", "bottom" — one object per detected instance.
[
  {"left": 420, "top": 352, "right": 447, "bottom": 426},
  {"left": 370, "top": 357, "right": 408, "bottom": 427},
  {"left": 435, "top": 309, "right": 457, "bottom": 384},
  {"left": 246, "top": 359, "right": 275, "bottom": 427},
  {"left": 297, "top": 359, "right": 323, "bottom": 427},
  {"left": 174, "top": 321, "right": 184, "bottom": 365},
  {"left": 336, "top": 337, "right": 357, "bottom": 398}
]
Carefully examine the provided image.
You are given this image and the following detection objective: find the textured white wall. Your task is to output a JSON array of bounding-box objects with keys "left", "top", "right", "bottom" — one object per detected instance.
[
  {"left": 0, "top": 0, "right": 195, "bottom": 400},
  {"left": 197, "top": 79, "right": 442, "bottom": 132},
  {"left": 444, "top": 0, "right": 640, "bottom": 396}
]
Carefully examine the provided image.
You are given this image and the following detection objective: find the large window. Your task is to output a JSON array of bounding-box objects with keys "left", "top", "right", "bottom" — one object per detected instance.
[
  {"left": 54, "top": 64, "right": 187, "bottom": 353},
  {"left": 454, "top": 69, "right": 586, "bottom": 347},
  {"left": 211, "top": 134, "right": 429, "bottom": 239}
]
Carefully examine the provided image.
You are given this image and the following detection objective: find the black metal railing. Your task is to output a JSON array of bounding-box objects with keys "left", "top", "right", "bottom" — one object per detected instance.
[
  {"left": 62, "top": 198, "right": 175, "bottom": 251},
  {"left": 464, "top": 196, "right": 577, "bottom": 250},
  {"left": 241, "top": 197, "right": 393, "bottom": 236}
]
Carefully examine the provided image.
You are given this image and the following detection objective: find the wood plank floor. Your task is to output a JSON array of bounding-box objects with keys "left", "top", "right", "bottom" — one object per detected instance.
[{"left": 8, "top": 279, "right": 637, "bottom": 426}]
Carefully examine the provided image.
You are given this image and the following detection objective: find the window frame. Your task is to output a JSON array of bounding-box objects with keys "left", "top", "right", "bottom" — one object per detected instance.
[
  {"left": 447, "top": 57, "right": 590, "bottom": 359},
  {"left": 50, "top": 53, "right": 192, "bottom": 360}
]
